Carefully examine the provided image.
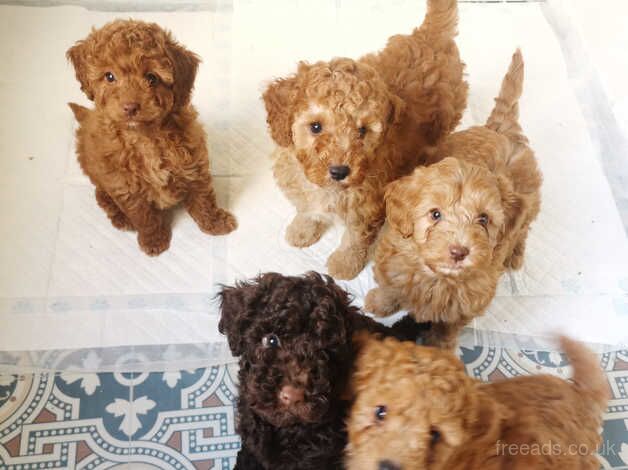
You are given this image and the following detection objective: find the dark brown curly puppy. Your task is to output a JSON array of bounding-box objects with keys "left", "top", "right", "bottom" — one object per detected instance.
[
  {"left": 67, "top": 19, "right": 236, "bottom": 256},
  {"left": 218, "top": 272, "right": 428, "bottom": 470}
]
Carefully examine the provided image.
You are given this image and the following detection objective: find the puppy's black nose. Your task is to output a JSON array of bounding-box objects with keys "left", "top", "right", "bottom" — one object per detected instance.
[
  {"left": 329, "top": 165, "right": 350, "bottom": 181},
  {"left": 449, "top": 244, "right": 469, "bottom": 262},
  {"left": 378, "top": 460, "right": 401, "bottom": 470},
  {"left": 123, "top": 102, "right": 140, "bottom": 117}
]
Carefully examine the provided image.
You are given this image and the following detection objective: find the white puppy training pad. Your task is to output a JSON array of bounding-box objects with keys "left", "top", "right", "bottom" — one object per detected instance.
[{"left": 0, "top": 0, "right": 627, "bottom": 372}]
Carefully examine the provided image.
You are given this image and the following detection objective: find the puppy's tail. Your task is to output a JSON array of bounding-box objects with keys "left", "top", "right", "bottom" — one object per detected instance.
[
  {"left": 486, "top": 49, "right": 526, "bottom": 141},
  {"left": 560, "top": 336, "right": 610, "bottom": 413},
  {"left": 68, "top": 102, "right": 90, "bottom": 123},
  {"left": 419, "top": 0, "right": 459, "bottom": 41}
]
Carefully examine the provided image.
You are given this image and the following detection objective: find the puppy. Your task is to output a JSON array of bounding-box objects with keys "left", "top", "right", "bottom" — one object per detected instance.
[
  {"left": 263, "top": 0, "right": 467, "bottom": 280},
  {"left": 366, "top": 50, "right": 542, "bottom": 348},
  {"left": 346, "top": 335, "right": 609, "bottom": 470},
  {"left": 67, "top": 20, "right": 236, "bottom": 256},
  {"left": 218, "top": 272, "right": 428, "bottom": 469}
]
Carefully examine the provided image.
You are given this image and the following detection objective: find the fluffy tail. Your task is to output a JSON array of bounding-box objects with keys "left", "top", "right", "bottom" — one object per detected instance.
[
  {"left": 560, "top": 336, "right": 610, "bottom": 412},
  {"left": 68, "top": 102, "right": 90, "bottom": 123},
  {"left": 419, "top": 0, "right": 459, "bottom": 41},
  {"left": 486, "top": 49, "right": 525, "bottom": 140}
]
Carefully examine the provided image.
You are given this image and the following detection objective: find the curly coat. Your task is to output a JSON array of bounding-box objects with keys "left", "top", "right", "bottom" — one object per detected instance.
[
  {"left": 67, "top": 20, "right": 236, "bottom": 256},
  {"left": 346, "top": 335, "right": 609, "bottom": 470},
  {"left": 218, "top": 272, "right": 427, "bottom": 470},
  {"left": 263, "top": 0, "right": 467, "bottom": 280},
  {"left": 366, "top": 50, "right": 542, "bottom": 349}
]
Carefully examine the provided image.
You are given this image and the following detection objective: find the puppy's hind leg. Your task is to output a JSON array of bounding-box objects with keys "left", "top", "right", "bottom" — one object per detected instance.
[
  {"left": 185, "top": 181, "right": 237, "bottom": 236},
  {"left": 95, "top": 188, "right": 134, "bottom": 231}
]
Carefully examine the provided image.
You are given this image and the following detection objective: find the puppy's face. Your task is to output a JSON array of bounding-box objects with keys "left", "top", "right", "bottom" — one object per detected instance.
[
  {"left": 218, "top": 272, "right": 356, "bottom": 427},
  {"left": 263, "top": 59, "right": 404, "bottom": 188},
  {"left": 67, "top": 20, "right": 199, "bottom": 128},
  {"left": 346, "top": 337, "right": 487, "bottom": 470},
  {"left": 386, "top": 158, "right": 506, "bottom": 277}
]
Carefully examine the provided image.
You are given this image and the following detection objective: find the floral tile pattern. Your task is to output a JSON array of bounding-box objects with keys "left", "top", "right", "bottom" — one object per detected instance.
[{"left": 0, "top": 347, "right": 626, "bottom": 469}]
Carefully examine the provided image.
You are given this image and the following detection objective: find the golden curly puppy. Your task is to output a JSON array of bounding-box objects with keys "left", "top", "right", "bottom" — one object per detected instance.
[
  {"left": 346, "top": 335, "right": 609, "bottom": 470},
  {"left": 263, "top": 0, "right": 468, "bottom": 279},
  {"left": 67, "top": 20, "right": 236, "bottom": 256},
  {"left": 365, "top": 50, "right": 541, "bottom": 348}
]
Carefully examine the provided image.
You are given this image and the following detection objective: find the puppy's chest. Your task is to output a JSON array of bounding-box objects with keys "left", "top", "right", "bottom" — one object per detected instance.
[
  {"left": 385, "top": 251, "right": 475, "bottom": 319},
  {"left": 118, "top": 137, "right": 193, "bottom": 206}
]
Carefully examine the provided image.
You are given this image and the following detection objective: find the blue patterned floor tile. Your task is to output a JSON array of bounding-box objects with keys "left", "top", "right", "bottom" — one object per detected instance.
[{"left": 0, "top": 349, "right": 627, "bottom": 469}]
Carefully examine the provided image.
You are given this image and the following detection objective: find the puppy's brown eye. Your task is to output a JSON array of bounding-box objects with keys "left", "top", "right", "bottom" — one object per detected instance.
[
  {"left": 478, "top": 213, "right": 489, "bottom": 227},
  {"left": 374, "top": 405, "right": 387, "bottom": 422},
  {"left": 358, "top": 126, "right": 367, "bottom": 138},
  {"left": 310, "top": 122, "right": 322, "bottom": 134},
  {"left": 430, "top": 209, "right": 442, "bottom": 221},
  {"left": 430, "top": 427, "right": 441, "bottom": 446},
  {"left": 262, "top": 334, "right": 281, "bottom": 348},
  {"left": 104, "top": 72, "right": 116, "bottom": 83},
  {"left": 146, "top": 73, "right": 159, "bottom": 87}
]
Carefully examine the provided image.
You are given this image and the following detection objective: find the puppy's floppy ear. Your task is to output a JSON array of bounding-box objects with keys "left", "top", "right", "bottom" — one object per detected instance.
[
  {"left": 384, "top": 169, "right": 424, "bottom": 238},
  {"left": 467, "top": 389, "right": 512, "bottom": 442},
  {"left": 217, "top": 272, "right": 281, "bottom": 356},
  {"left": 217, "top": 285, "right": 248, "bottom": 356},
  {"left": 262, "top": 64, "right": 305, "bottom": 147},
  {"left": 387, "top": 92, "right": 405, "bottom": 125},
  {"left": 307, "top": 272, "right": 352, "bottom": 344},
  {"left": 165, "top": 36, "right": 200, "bottom": 109},
  {"left": 496, "top": 174, "right": 524, "bottom": 233},
  {"left": 67, "top": 40, "right": 95, "bottom": 101},
  {"left": 339, "top": 332, "right": 379, "bottom": 401}
]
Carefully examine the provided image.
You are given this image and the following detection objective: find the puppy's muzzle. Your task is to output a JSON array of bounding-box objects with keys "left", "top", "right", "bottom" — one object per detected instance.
[
  {"left": 329, "top": 165, "right": 350, "bottom": 181},
  {"left": 278, "top": 384, "right": 304, "bottom": 406}
]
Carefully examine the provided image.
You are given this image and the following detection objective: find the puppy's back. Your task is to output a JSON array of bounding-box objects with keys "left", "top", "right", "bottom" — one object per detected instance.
[{"left": 478, "top": 338, "right": 608, "bottom": 469}]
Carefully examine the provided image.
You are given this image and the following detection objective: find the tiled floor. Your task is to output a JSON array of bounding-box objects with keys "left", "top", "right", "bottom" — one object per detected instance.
[{"left": 1, "top": 346, "right": 627, "bottom": 469}]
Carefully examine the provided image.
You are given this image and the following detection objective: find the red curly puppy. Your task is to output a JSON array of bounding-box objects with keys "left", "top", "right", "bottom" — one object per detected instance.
[
  {"left": 366, "top": 50, "right": 542, "bottom": 348},
  {"left": 67, "top": 20, "right": 236, "bottom": 256},
  {"left": 346, "top": 335, "right": 609, "bottom": 470},
  {"left": 263, "top": 0, "right": 467, "bottom": 279}
]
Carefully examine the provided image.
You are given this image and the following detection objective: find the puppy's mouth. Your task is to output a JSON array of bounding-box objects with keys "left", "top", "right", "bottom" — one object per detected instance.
[
  {"left": 429, "top": 262, "right": 467, "bottom": 277},
  {"left": 123, "top": 117, "right": 151, "bottom": 128},
  {"left": 252, "top": 400, "right": 323, "bottom": 426}
]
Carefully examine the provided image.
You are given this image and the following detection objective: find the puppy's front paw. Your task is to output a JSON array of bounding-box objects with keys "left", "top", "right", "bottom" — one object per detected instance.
[
  {"left": 197, "top": 208, "right": 238, "bottom": 236},
  {"left": 138, "top": 226, "right": 171, "bottom": 256},
  {"left": 364, "top": 288, "right": 399, "bottom": 317},
  {"left": 327, "top": 248, "right": 367, "bottom": 280},
  {"left": 110, "top": 212, "right": 134, "bottom": 231},
  {"left": 285, "top": 215, "right": 326, "bottom": 248}
]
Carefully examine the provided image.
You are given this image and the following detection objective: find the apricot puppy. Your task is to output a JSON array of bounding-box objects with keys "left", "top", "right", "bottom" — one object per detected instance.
[
  {"left": 67, "top": 20, "right": 236, "bottom": 256},
  {"left": 263, "top": 0, "right": 467, "bottom": 280},
  {"left": 346, "top": 335, "right": 609, "bottom": 470},
  {"left": 366, "top": 50, "right": 541, "bottom": 348}
]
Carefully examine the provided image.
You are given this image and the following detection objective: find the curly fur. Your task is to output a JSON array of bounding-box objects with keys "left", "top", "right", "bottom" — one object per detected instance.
[
  {"left": 366, "top": 50, "right": 541, "bottom": 349},
  {"left": 346, "top": 335, "right": 609, "bottom": 470},
  {"left": 263, "top": 0, "right": 468, "bottom": 280},
  {"left": 218, "top": 272, "right": 428, "bottom": 470},
  {"left": 67, "top": 19, "right": 236, "bottom": 256}
]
